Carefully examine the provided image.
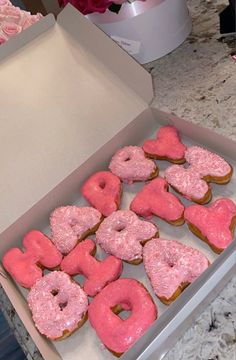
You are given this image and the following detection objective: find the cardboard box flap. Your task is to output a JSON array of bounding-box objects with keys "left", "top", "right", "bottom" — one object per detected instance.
[
  {"left": 0, "top": 5, "right": 150, "bottom": 233},
  {"left": 0, "top": 14, "right": 55, "bottom": 63},
  {"left": 57, "top": 4, "right": 153, "bottom": 104}
]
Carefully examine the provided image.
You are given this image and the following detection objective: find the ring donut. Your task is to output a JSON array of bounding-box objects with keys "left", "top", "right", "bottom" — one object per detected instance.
[{"left": 88, "top": 278, "right": 157, "bottom": 356}]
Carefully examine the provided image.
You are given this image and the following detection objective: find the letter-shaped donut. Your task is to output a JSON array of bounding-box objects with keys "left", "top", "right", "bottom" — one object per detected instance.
[
  {"left": 50, "top": 206, "right": 102, "bottom": 254},
  {"left": 61, "top": 239, "right": 122, "bottom": 296},
  {"left": 143, "top": 238, "right": 209, "bottom": 305},
  {"left": 184, "top": 198, "right": 236, "bottom": 253},
  {"left": 81, "top": 171, "right": 122, "bottom": 217},
  {"left": 109, "top": 146, "right": 158, "bottom": 184},
  {"left": 96, "top": 210, "right": 158, "bottom": 264},
  {"left": 2, "top": 230, "right": 62, "bottom": 288},
  {"left": 88, "top": 278, "right": 157, "bottom": 356},
  {"left": 28, "top": 271, "right": 88, "bottom": 340},
  {"left": 130, "top": 177, "right": 184, "bottom": 225},
  {"left": 164, "top": 146, "right": 233, "bottom": 204}
]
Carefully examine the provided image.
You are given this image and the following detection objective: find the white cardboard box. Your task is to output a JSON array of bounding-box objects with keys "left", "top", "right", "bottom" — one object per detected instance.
[{"left": 0, "top": 5, "right": 235, "bottom": 360}]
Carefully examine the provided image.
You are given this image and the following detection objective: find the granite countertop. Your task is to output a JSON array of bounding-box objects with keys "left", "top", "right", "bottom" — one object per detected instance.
[{"left": 0, "top": 0, "right": 235, "bottom": 359}]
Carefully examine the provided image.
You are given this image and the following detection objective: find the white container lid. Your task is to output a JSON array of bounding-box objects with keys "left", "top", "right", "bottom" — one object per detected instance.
[{"left": 0, "top": 5, "right": 152, "bottom": 233}]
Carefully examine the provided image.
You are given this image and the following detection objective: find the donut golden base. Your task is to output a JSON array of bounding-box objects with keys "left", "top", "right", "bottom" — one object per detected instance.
[
  {"left": 203, "top": 165, "right": 233, "bottom": 185},
  {"left": 55, "top": 312, "right": 88, "bottom": 341},
  {"left": 159, "top": 282, "right": 190, "bottom": 305},
  {"left": 145, "top": 153, "right": 186, "bottom": 165},
  {"left": 125, "top": 231, "right": 160, "bottom": 265},
  {"left": 79, "top": 217, "right": 103, "bottom": 241},
  {"left": 148, "top": 167, "right": 159, "bottom": 180},
  {"left": 170, "top": 184, "right": 212, "bottom": 205},
  {"left": 186, "top": 217, "right": 236, "bottom": 254},
  {"left": 166, "top": 217, "right": 185, "bottom": 226}
]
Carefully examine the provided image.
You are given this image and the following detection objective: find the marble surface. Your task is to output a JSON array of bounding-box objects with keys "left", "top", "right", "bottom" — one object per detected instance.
[{"left": 0, "top": 0, "right": 236, "bottom": 359}]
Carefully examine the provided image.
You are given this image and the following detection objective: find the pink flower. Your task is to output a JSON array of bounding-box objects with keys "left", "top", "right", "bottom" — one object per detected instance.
[
  {"left": 0, "top": 36, "right": 6, "bottom": 44},
  {"left": 0, "top": 5, "right": 23, "bottom": 24},
  {"left": 1, "top": 22, "right": 22, "bottom": 36},
  {"left": 22, "top": 13, "right": 43, "bottom": 29},
  {"left": 0, "top": 0, "right": 12, "bottom": 5},
  {"left": 59, "top": 0, "right": 112, "bottom": 15}
]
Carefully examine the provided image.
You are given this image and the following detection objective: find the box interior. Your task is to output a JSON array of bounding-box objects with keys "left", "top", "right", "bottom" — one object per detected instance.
[{"left": 1, "top": 108, "right": 236, "bottom": 360}]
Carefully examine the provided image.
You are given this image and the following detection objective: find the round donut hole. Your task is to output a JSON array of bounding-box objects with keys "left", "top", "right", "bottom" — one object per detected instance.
[
  {"left": 99, "top": 180, "right": 106, "bottom": 189},
  {"left": 111, "top": 305, "right": 131, "bottom": 320},
  {"left": 51, "top": 289, "right": 59, "bottom": 296},
  {"left": 59, "top": 301, "right": 68, "bottom": 311}
]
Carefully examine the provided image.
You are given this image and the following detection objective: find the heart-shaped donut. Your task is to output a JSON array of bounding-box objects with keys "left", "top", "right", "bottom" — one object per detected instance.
[
  {"left": 81, "top": 171, "right": 122, "bottom": 217},
  {"left": 143, "top": 126, "right": 186, "bottom": 163},
  {"left": 130, "top": 177, "right": 185, "bottom": 225},
  {"left": 185, "top": 146, "right": 233, "bottom": 183},
  {"left": 184, "top": 198, "right": 236, "bottom": 253},
  {"left": 164, "top": 165, "right": 212, "bottom": 204},
  {"left": 50, "top": 206, "right": 102, "bottom": 254},
  {"left": 109, "top": 146, "right": 158, "bottom": 184},
  {"left": 95, "top": 210, "right": 158, "bottom": 264},
  {"left": 143, "top": 238, "right": 209, "bottom": 304}
]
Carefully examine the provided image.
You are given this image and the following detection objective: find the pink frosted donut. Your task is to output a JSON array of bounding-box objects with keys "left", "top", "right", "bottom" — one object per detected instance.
[
  {"left": 2, "top": 230, "right": 62, "bottom": 288},
  {"left": 109, "top": 146, "right": 158, "bottom": 184},
  {"left": 185, "top": 146, "right": 232, "bottom": 181},
  {"left": 184, "top": 198, "right": 236, "bottom": 253},
  {"left": 81, "top": 171, "right": 122, "bottom": 217},
  {"left": 28, "top": 271, "right": 88, "bottom": 340},
  {"left": 130, "top": 177, "right": 185, "bottom": 225},
  {"left": 95, "top": 210, "right": 158, "bottom": 264},
  {"left": 50, "top": 206, "right": 102, "bottom": 254},
  {"left": 61, "top": 239, "right": 122, "bottom": 296},
  {"left": 88, "top": 278, "right": 157, "bottom": 355},
  {"left": 143, "top": 126, "right": 186, "bottom": 163},
  {"left": 164, "top": 165, "right": 211, "bottom": 204},
  {"left": 143, "top": 238, "right": 209, "bottom": 304}
]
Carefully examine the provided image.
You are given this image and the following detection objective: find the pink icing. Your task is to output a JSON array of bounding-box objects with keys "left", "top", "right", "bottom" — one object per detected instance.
[
  {"left": 88, "top": 278, "right": 157, "bottom": 354},
  {"left": 109, "top": 146, "right": 157, "bottom": 184},
  {"left": 2, "top": 230, "right": 62, "bottom": 288},
  {"left": 143, "top": 238, "right": 209, "bottom": 300},
  {"left": 28, "top": 271, "right": 88, "bottom": 339},
  {"left": 184, "top": 198, "right": 236, "bottom": 250},
  {"left": 96, "top": 210, "right": 158, "bottom": 261},
  {"left": 61, "top": 239, "right": 122, "bottom": 296},
  {"left": 130, "top": 177, "right": 184, "bottom": 222},
  {"left": 185, "top": 146, "right": 231, "bottom": 178},
  {"left": 81, "top": 171, "right": 121, "bottom": 217},
  {"left": 143, "top": 126, "right": 186, "bottom": 161},
  {"left": 50, "top": 206, "right": 102, "bottom": 254},
  {"left": 165, "top": 165, "right": 209, "bottom": 200}
]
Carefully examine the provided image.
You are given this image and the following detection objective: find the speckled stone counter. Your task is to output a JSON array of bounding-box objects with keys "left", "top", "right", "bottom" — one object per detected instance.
[{"left": 0, "top": 0, "right": 235, "bottom": 359}]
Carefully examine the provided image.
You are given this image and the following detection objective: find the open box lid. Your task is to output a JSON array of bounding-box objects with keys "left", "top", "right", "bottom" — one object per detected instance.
[{"left": 0, "top": 4, "right": 153, "bottom": 233}]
